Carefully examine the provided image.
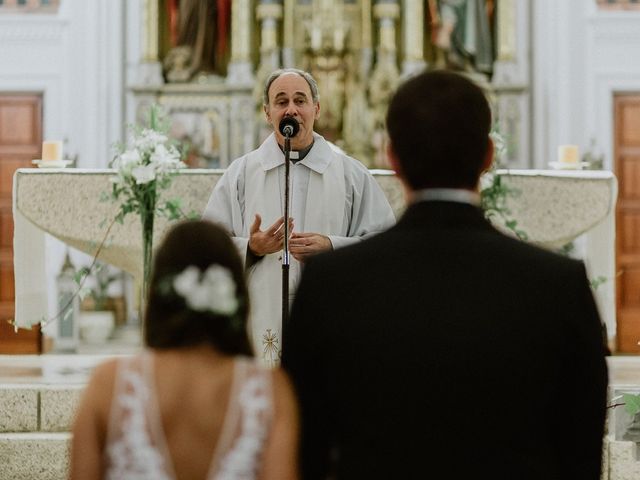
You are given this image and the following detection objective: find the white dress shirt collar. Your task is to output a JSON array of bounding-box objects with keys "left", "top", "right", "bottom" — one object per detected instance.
[{"left": 411, "top": 188, "right": 481, "bottom": 207}]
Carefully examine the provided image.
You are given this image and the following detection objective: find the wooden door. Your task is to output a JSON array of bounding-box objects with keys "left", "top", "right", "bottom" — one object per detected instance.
[
  {"left": 615, "top": 94, "right": 640, "bottom": 354},
  {"left": 0, "top": 94, "right": 42, "bottom": 353}
]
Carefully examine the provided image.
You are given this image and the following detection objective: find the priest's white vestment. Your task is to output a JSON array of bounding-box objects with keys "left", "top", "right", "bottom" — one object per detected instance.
[{"left": 203, "top": 133, "right": 395, "bottom": 365}]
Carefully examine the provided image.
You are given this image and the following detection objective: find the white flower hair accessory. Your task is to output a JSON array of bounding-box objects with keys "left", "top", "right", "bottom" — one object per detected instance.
[{"left": 172, "top": 265, "right": 239, "bottom": 316}]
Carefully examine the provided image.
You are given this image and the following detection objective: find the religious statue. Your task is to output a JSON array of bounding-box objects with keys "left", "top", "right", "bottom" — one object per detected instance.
[
  {"left": 302, "top": 0, "right": 351, "bottom": 142},
  {"left": 163, "top": 0, "right": 231, "bottom": 83},
  {"left": 427, "top": 0, "right": 495, "bottom": 77},
  {"left": 341, "top": 56, "right": 375, "bottom": 167}
]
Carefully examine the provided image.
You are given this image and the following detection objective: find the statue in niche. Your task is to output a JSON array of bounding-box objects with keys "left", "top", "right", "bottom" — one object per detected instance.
[
  {"left": 163, "top": 0, "right": 231, "bottom": 83},
  {"left": 427, "top": 0, "right": 495, "bottom": 78},
  {"left": 368, "top": 59, "right": 400, "bottom": 168},
  {"left": 341, "top": 57, "right": 374, "bottom": 167},
  {"left": 308, "top": 55, "right": 348, "bottom": 142},
  {"left": 169, "top": 111, "right": 222, "bottom": 168},
  {"left": 302, "top": 0, "right": 351, "bottom": 142},
  {"left": 163, "top": 46, "right": 193, "bottom": 83}
]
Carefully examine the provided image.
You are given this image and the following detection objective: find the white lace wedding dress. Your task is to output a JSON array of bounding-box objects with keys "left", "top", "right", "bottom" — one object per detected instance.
[{"left": 103, "top": 353, "right": 273, "bottom": 479}]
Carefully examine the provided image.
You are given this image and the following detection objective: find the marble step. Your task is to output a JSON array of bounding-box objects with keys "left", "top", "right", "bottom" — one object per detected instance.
[
  {"left": 0, "top": 435, "right": 637, "bottom": 480},
  {"left": 604, "top": 438, "right": 640, "bottom": 480},
  {"left": 0, "top": 384, "right": 84, "bottom": 433},
  {"left": 0, "top": 353, "right": 127, "bottom": 434},
  {"left": 0, "top": 432, "right": 70, "bottom": 480}
]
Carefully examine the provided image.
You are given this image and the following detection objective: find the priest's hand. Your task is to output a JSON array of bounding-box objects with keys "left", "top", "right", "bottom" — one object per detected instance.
[
  {"left": 248, "top": 214, "right": 294, "bottom": 256},
  {"left": 289, "top": 232, "right": 333, "bottom": 262}
]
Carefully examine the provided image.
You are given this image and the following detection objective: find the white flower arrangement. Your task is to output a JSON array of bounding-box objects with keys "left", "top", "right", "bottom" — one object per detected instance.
[
  {"left": 13, "top": 105, "right": 190, "bottom": 332},
  {"left": 111, "top": 129, "right": 185, "bottom": 189},
  {"left": 109, "top": 105, "right": 189, "bottom": 304},
  {"left": 172, "top": 265, "right": 239, "bottom": 316}
]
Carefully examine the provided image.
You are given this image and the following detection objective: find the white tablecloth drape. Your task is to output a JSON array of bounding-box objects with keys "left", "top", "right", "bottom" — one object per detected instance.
[
  {"left": 11, "top": 168, "right": 402, "bottom": 329},
  {"left": 12, "top": 168, "right": 616, "bottom": 332},
  {"left": 12, "top": 174, "right": 47, "bottom": 331}
]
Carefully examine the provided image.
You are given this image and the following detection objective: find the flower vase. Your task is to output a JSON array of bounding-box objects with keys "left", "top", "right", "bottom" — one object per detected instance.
[
  {"left": 139, "top": 186, "right": 157, "bottom": 329},
  {"left": 141, "top": 216, "right": 154, "bottom": 321}
]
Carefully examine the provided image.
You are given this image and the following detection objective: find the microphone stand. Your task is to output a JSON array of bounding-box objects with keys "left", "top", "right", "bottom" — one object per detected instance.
[{"left": 282, "top": 133, "right": 292, "bottom": 327}]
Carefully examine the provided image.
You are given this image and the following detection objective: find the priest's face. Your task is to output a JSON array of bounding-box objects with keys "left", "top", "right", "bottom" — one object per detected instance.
[{"left": 264, "top": 72, "right": 320, "bottom": 150}]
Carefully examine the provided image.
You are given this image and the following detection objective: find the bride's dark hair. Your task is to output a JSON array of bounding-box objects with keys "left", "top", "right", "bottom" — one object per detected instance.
[{"left": 144, "top": 220, "right": 252, "bottom": 356}]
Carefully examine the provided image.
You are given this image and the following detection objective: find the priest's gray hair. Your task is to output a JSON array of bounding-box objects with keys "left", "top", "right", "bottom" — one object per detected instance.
[{"left": 263, "top": 68, "right": 320, "bottom": 106}]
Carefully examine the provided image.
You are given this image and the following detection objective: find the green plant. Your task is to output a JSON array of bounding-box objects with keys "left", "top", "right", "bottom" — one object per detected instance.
[
  {"left": 109, "top": 105, "right": 187, "bottom": 301},
  {"left": 76, "top": 262, "right": 120, "bottom": 311},
  {"left": 608, "top": 393, "right": 640, "bottom": 416},
  {"left": 480, "top": 127, "right": 528, "bottom": 240}
]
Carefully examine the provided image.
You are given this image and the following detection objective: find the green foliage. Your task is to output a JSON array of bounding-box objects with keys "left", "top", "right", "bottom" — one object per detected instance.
[
  {"left": 74, "top": 262, "right": 119, "bottom": 311},
  {"left": 107, "top": 104, "right": 191, "bottom": 300},
  {"left": 481, "top": 173, "right": 525, "bottom": 240},
  {"left": 109, "top": 104, "right": 186, "bottom": 227},
  {"left": 480, "top": 127, "right": 528, "bottom": 241},
  {"left": 590, "top": 276, "right": 608, "bottom": 291},
  {"left": 623, "top": 393, "right": 640, "bottom": 416},
  {"left": 557, "top": 242, "right": 575, "bottom": 256}
]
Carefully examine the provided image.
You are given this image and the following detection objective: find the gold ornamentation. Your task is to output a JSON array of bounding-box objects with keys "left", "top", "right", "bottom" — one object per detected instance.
[{"left": 262, "top": 328, "right": 281, "bottom": 367}]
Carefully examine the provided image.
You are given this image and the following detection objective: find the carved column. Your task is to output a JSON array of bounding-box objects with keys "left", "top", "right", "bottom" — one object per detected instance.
[
  {"left": 369, "top": 1, "right": 400, "bottom": 105},
  {"left": 138, "top": 0, "right": 163, "bottom": 84},
  {"left": 401, "top": 0, "right": 426, "bottom": 76},
  {"left": 359, "top": 0, "right": 374, "bottom": 79},
  {"left": 257, "top": 2, "right": 283, "bottom": 76},
  {"left": 253, "top": 2, "right": 283, "bottom": 109},
  {"left": 372, "top": 1, "right": 400, "bottom": 71},
  {"left": 142, "top": 0, "right": 158, "bottom": 62},
  {"left": 493, "top": 0, "right": 531, "bottom": 168},
  {"left": 282, "top": 0, "right": 296, "bottom": 68},
  {"left": 369, "top": 1, "right": 400, "bottom": 167},
  {"left": 227, "top": 0, "right": 255, "bottom": 85}
]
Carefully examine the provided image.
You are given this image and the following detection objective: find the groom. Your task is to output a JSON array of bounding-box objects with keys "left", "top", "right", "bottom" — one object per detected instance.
[{"left": 282, "top": 71, "right": 608, "bottom": 479}]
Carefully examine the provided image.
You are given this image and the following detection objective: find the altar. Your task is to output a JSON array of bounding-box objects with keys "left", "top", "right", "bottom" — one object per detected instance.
[
  {"left": 12, "top": 168, "right": 617, "bottom": 342},
  {"left": 493, "top": 169, "right": 618, "bottom": 343}
]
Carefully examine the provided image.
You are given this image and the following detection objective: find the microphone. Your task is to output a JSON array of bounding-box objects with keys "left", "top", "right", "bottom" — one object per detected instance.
[{"left": 279, "top": 117, "right": 300, "bottom": 138}]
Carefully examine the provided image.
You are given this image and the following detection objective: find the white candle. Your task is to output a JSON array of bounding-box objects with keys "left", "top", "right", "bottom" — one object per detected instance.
[
  {"left": 42, "top": 141, "right": 63, "bottom": 162},
  {"left": 558, "top": 145, "right": 579, "bottom": 164}
]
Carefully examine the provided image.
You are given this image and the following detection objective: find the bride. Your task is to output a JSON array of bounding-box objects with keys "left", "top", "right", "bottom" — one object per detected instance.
[{"left": 70, "top": 220, "right": 298, "bottom": 479}]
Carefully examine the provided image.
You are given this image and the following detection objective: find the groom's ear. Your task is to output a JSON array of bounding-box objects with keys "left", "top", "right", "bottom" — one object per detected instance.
[
  {"left": 481, "top": 136, "right": 495, "bottom": 173},
  {"left": 387, "top": 142, "right": 404, "bottom": 178},
  {"left": 387, "top": 142, "right": 413, "bottom": 202}
]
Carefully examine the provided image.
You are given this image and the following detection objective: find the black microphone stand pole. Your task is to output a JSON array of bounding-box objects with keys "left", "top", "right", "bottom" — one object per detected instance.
[{"left": 282, "top": 133, "right": 292, "bottom": 327}]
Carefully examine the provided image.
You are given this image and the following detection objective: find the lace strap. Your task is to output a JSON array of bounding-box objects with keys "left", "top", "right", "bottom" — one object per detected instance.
[
  {"left": 103, "top": 354, "right": 172, "bottom": 480},
  {"left": 104, "top": 355, "right": 138, "bottom": 449},
  {"left": 212, "top": 358, "right": 275, "bottom": 479}
]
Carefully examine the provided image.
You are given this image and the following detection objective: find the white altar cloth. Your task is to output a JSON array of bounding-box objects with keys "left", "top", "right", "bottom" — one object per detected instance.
[
  {"left": 494, "top": 169, "right": 617, "bottom": 249},
  {"left": 13, "top": 168, "right": 617, "bottom": 333},
  {"left": 11, "top": 168, "right": 401, "bottom": 329},
  {"left": 494, "top": 169, "right": 618, "bottom": 338}
]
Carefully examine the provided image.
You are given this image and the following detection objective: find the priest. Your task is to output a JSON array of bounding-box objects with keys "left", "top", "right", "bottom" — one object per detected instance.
[{"left": 203, "top": 68, "right": 395, "bottom": 366}]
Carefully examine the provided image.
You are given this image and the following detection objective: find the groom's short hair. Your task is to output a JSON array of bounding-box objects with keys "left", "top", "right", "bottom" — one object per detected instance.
[{"left": 386, "top": 70, "right": 492, "bottom": 190}]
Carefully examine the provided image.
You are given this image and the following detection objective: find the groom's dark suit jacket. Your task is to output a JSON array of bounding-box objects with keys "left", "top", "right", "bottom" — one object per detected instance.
[{"left": 282, "top": 200, "right": 608, "bottom": 480}]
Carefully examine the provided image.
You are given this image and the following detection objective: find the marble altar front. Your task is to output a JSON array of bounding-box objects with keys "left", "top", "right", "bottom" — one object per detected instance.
[
  {"left": 493, "top": 169, "right": 618, "bottom": 340},
  {"left": 493, "top": 169, "right": 617, "bottom": 248},
  {"left": 13, "top": 168, "right": 616, "bottom": 337},
  {"left": 12, "top": 168, "right": 401, "bottom": 331}
]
